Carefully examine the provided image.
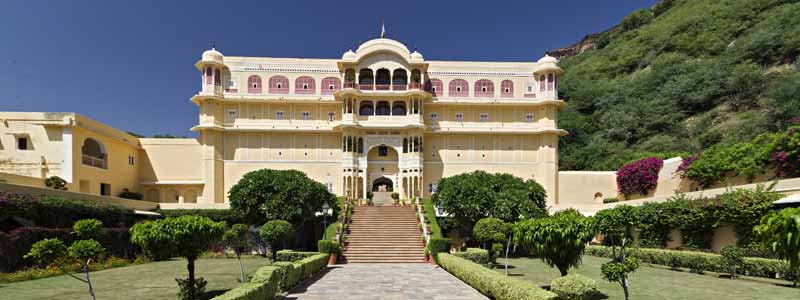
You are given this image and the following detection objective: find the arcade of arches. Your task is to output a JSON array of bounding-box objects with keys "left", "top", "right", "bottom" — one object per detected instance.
[{"left": 341, "top": 138, "right": 424, "bottom": 201}]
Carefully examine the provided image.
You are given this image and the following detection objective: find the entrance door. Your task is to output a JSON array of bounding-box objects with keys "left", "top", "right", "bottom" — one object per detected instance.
[{"left": 372, "top": 177, "right": 393, "bottom": 192}]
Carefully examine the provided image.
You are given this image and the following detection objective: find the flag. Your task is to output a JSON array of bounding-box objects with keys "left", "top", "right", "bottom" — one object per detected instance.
[{"left": 381, "top": 20, "right": 385, "bottom": 38}]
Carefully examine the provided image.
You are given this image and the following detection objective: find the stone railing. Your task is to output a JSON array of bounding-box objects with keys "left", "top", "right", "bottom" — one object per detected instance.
[{"left": 416, "top": 197, "right": 430, "bottom": 246}]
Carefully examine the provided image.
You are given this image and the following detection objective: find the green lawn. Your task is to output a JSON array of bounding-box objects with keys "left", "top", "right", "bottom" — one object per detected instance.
[
  {"left": 499, "top": 255, "right": 799, "bottom": 300},
  {"left": 0, "top": 258, "right": 271, "bottom": 300}
]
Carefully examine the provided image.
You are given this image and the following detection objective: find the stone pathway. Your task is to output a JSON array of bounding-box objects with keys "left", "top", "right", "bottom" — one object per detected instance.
[{"left": 278, "top": 264, "right": 488, "bottom": 300}]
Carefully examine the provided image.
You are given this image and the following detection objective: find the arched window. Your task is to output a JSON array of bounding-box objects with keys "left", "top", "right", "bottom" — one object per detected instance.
[
  {"left": 321, "top": 77, "right": 341, "bottom": 95},
  {"left": 357, "top": 138, "right": 364, "bottom": 153},
  {"left": 359, "top": 101, "right": 374, "bottom": 116},
  {"left": 376, "top": 69, "right": 390, "bottom": 90},
  {"left": 295, "top": 76, "right": 315, "bottom": 94},
  {"left": 474, "top": 79, "right": 494, "bottom": 97},
  {"left": 391, "top": 101, "right": 407, "bottom": 116},
  {"left": 375, "top": 101, "right": 391, "bottom": 116},
  {"left": 410, "top": 69, "right": 422, "bottom": 83},
  {"left": 392, "top": 69, "right": 407, "bottom": 88},
  {"left": 424, "top": 79, "right": 443, "bottom": 96},
  {"left": 165, "top": 189, "right": 179, "bottom": 203},
  {"left": 359, "top": 69, "right": 374, "bottom": 84},
  {"left": 345, "top": 69, "right": 356, "bottom": 83},
  {"left": 269, "top": 75, "right": 289, "bottom": 94},
  {"left": 413, "top": 137, "right": 420, "bottom": 152},
  {"left": 403, "top": 138, "right": 408, "bottom": 153},
  {"left": 247, "top": 75, "right": 262, "bottom": 94},
  {"left": 448, "top": 79, "right": 468, "bottom": 97},
  {"left": 205, "top": 68, "right": 213, "bottom": 85},
  {"left": 81, "top": 138, "right": 107, "bottom": 169},
  {"left": 548, "top": 74, "right": 555, "bottom": 91},
  {"left": 346, "top": 136, "right": 353, "bottom": 152},
  {"left": 214, "top": 69, "right": 221, "bottom": 86},
  {"left": 501, "top": 80, "right": 514, "bottom": 97},
  {"left": 539, "top": 75, "right": 546, "bottom": 92}
]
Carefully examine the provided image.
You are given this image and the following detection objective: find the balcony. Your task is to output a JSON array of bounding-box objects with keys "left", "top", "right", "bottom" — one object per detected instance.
[
  {"left": 200, "top": 84, "right": 224, "bottom": 97},
  {"left": 344, "top": 82, "right": 357, "bottom": 89},
  {"left": 408, "top": 82, "right": 422, "bottom": 90},
  {"left": 82, "top": 155, "right": 107, "bottom": 169},
  {"left": 347, "top": 83, "right": 425, "bottom": 93}
]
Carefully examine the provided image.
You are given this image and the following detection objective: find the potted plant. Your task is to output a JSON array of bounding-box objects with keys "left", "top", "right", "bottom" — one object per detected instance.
[{"left": 318, "top": 240, "right": 341, "bottom": 265}]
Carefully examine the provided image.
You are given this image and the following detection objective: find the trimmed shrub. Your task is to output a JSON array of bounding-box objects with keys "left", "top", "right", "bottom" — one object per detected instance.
[
  {"left": 117, "top": 190, "right": 143, "bottom": 200},
  {"left": 438, "top": 253, "right": 557, "bottom": 300},
  {"left": 427, "top": 237, "right": 451, "bottom": 255},
  {"left": 0, "top": 192, "right": 136, "bottom": 228},
  {"left": 272, "top": 262, "right": 299, "bottom": 291},
  {"left": 154, "top": 209, "right": 244, "bottom": 225},
  {"left": 453, "top": 248, "right": 490, "bottom": 266},
  {"left": 586, "top": 246, "right": 790, "bottom": 280},
  {"left": 45, "top": 176, "right": 67, "bottom": 190},
  {"left": 317, "top": 240, "right": 341, "bottom": 254},
  {"left": 297, "top": 253, "right": 328, "bottom": 280},
  {"left": 276, "top": 250, "right": 318, "bottom": 262},
  {"left": 211, "top": 266, "right": 281, "bottom": 300},
  {"left": 550, "top": 274, "right": 599, "bottom": 300}
]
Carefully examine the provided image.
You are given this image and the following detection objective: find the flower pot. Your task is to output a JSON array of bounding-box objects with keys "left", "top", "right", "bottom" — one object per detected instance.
[
  {"left": 428, "top": 253, "right": 437, "bottom": 266},
  {"left": 328, "top": 253, "right": 337, "bottom": 265}
]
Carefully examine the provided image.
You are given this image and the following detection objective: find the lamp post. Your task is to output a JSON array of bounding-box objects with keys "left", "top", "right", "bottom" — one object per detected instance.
[{"left": 322, "top": 202, "right": 330, "bottom": 240}]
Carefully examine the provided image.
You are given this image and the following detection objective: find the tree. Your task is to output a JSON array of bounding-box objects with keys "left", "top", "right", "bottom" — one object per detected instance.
[
  {"left": 130, "top": 215, "right": 226, "bottom": 300},
  {"left": 25, "top": 219, "right": 106, "bottom": 300},
  {"left": 593, "top": 205, "right": 640, "bottom": 300},
  {"left": 259, "top": 220, "right": 294, "bottom": 261},
  {"left": 228, "top": 169, "right": 337, "bottom": 225},
  {"left": 45, "top": 176, "right": 67, "bottom": 190},
  {"left": 514, "top": 209, "right": 594, "bottom": 276},
  {"left": 754, "top": 207, "right": 800, "bottom": 287},
  {"left": 432, "top": 171, "right": 547, "bottom": 227},
  {"left": 223, "top": 224, "right": 252, "bottom": 282},
  {"left": 720, "top": 245, "right": 745, "bottom": 279}
]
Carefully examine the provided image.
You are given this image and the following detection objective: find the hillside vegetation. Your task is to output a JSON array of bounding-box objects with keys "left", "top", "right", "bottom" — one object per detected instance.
[{"left": 558, "top": 0, "right": 800, "bottom": 170}]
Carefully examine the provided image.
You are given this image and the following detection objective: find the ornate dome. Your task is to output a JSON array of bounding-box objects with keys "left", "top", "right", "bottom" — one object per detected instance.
[
  {"left": 342, "top": 49, "right": 356, "bottom": 60},
  {"left": 537, "top": 54, "right": 558, "bottom": 64},
  {"left": 201, "top": 48, "right": 224, "bottom": 64},
  {"left": 410, "top": 50, "right": 424, "bottom": 60}
]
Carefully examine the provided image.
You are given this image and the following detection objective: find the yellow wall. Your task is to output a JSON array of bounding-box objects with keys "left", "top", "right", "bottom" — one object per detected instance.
[{"left": 71, "top": 123, "right": 140, "bottom": 197}]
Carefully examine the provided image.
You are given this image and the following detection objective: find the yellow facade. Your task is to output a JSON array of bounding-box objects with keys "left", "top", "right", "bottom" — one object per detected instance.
[{"left": 0, "top": 38, "right": 567, "bottom": 208}]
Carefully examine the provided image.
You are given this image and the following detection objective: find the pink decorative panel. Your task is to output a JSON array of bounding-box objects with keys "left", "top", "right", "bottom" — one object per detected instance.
[
  {"left": 539, "top": 75, "right": 546, "bottom": 92},
  {"left": 548, "top": 74, "right": 555, "bottom": 91},
  {"left": 247, "top": 75, "right": 262, "bottom": 94},
  {"left": 448, "top": 79, "right": 468, "bottom": 97},
  {"left": 321, "top": 77, "right": 341, "bottom": 95},
  {"left": 474, "top": 79, "right": 494, "bottom": 97},
  {"left": 294, "top": 76, "right": 316, "bottom": 95},
  {"left": 269, "top": 75, "right": 289, "bottom": 94},
  {"left": 205, "top": 68, "right": 213, "bottom": 85},
  {"left": 424, "top": 79, "right": 443, "bottom": 96},
  {"left": 500, "top": 80, "right": 514, "bottom": 97}
]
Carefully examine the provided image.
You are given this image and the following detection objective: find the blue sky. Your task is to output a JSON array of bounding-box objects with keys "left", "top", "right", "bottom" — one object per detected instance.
[{"left": 0, "top": 0, "right": 658, "bottom": 137}]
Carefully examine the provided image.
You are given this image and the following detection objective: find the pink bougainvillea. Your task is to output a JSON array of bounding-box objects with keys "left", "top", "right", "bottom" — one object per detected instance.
[
  {"left": 617, "top": 157, "right": 663, "bottom": 197},
  {"left": 675, "top": 155, "right": 699, "bottom": 178}
]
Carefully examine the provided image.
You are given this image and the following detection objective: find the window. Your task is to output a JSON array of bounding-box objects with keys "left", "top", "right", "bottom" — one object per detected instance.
[
  {"left": 325, "top": 182, "right": 334, "bottom": 192},
  {"left": 525, "top": 114, "right": 534, "bottom": 122},
  {"left": 128, "top": 155, "right": 135, "bottom": 165},
  {"left": 378, "top": 146, "right": 388, "bottom": 156},
  {"left": 528, "top": 85, "right": 533, "bottom": 92},
  {"left": 247, "top": 75, "right": 262, "bottom": 94},
  {"left": 455, "top": 113, "right": 464, "bottom": 122},
  {"left": 81, "top": 138, "right": 107, "bottom": 169},
  {"left": 269, "top": 75, "right": 289, "bottom": 94},
  {"left": 100, "top": 183, "right": 111, "bottom": 196},
  {"left": 17, "top": 136, "right": 30, "bottom": 150},
  {"left": 225, "top": 109, "right": 238, "bottom": 123},
  {"left": 501, "top": 80, "right": 514, "bottom": 97},
  {"left": 448, "top": 79, "right": 468, "bottom": 97},
  {"left": 429, "top": 183, "right": 438, "bottom": 193},
  {"left": 328, "top": 112, "right": 335, "bottom": 121},
  {"left": 480, "top": 113, "right": 489, "bottom": 122},
  {"left": 228, "top": 80, "right": 236, "bottom": 88},
  {"left": 475, "top": 79, "right": 494, "bottom": 97},
  {"left": 276, "top": 111, "right": 285, "bottom": 120},
  {"left": 429, "top": 112, "right": 438, "bottom": 121},
  {"left": 301, "top": 111, "right": 310, "bottom": 120},
  {"left": 295, "top": 76, "right": 315, "bottom": 94},
  {"left": 424, "top": 79, "right": 443, "bottom": 96},
  {"left": 456, "top": 86, "right": 462, "bottom": 92},
  {"left": 328, "top": 84, "right": 335, "bottom": 90}
]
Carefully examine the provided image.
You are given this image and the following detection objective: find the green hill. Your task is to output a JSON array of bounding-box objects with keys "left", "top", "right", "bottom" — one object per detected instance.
[{"left": 557, "top": 0, "right": 800, "bottom": 171}]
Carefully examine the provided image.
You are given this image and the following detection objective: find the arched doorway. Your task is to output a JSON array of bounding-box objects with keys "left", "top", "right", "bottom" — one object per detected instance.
[{"left": 372, "top": 177, "right": 393, "bottom": 192}]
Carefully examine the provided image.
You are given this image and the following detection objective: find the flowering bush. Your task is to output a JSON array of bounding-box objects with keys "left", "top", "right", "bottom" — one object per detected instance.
[
  {"left": 675, "top": 155, "right": 698, "bottom": 177},
  {"left": 771, "top": 125, "right": 800, "bottom": 178},
  {"left": 616, "top": 157, "right": 663, "bottom": 197}
]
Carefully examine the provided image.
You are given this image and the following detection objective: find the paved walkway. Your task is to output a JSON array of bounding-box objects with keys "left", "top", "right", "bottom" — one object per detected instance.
[{"left": 278, "top": 264, "right": 488, "bottom": 300}]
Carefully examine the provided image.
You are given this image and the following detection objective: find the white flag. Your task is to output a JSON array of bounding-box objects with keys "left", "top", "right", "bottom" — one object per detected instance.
[{"left": 381, "top": 21, "right": 385, "bottom": 38}]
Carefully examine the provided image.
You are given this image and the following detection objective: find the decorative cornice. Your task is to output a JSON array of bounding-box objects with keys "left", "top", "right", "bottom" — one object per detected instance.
[{"left": 232, "top": 65, "right": 340, "bottom": 74}]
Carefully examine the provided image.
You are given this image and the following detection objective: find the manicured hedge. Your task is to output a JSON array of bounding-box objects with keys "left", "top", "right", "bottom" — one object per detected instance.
[
  {"left": 453, "top": 248, "right": 490, "bottom": 266},
  {"left": 586, "top": 246, "right": 791, "bottom": 279},
  {"left": 0, "top": 226, "right": 135, "bottom": 272},
  {"left": 297, "top": 253, "right": 329, "bottom": 280},
  {"left": 272, "top": 262, "right": 299, "bottom": 291},
  {"left": 427, "top": 237, "right": 451, "bottom": 255},
  {"left": 154, "top": 209, "right": 244, "bottom": 225},
  {"left": 437, "top": 253, "right": 557, "bottom": 300},
  {"left": 0, "top": 192, "right": 137, "bottom": 228},
  {"left": 269, "top": 252, "right": 328, "bottom": 292},
  {"left": 276, "top": 250, "right": 318, "bottom": 262},
  {"left": 211, "top": 265, "right": 281, "bottom": 300}
]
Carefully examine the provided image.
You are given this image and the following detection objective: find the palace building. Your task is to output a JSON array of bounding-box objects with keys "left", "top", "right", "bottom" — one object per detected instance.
[{"left": 0, "top": 37, "right": 566, "bottom": 208}]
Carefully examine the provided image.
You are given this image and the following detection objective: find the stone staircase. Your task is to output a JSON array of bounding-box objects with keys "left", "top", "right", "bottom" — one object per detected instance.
[{"left": 343, "top": 206, "right": 427, "bottom": 263}]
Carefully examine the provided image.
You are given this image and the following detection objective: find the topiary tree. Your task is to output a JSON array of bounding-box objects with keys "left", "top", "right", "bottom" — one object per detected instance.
[
  {"left": 473, "top": 218, "right": 512, "bottom": 268},
  {"left": 514, "top": 209, "right": 594, "bottom": 276},
  {"left": 45, "top": 175, "right": 67, "bottom": 190},
  {"left": 432, "top": 171, "right": 547, "bottom": 229},
  {"left": 228, "top": 169, "right": 337, "bottom": 225},
  {"left": 550, "top": 274, "right": 599, "bottom": 300},
  {"left": 25, "top": 219, "right": 107, "bottom": 300},
  {"left": 594, "top": 205, "right": 640, "bottom": 300},
  {"left": 223, "top": 224, "right": 252, "bottom": 282},
  {"left": 130, "top": 215, "right": 226, "bottom": 300},
  {"left": 259, "top": 220, "right": 294, "bottom": 262},
  {"left": 755, "top": 207, "right": 800, "bottom": 287},
  {"left": 720, "top": 245, "right": 745, "bottom": 279}
]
